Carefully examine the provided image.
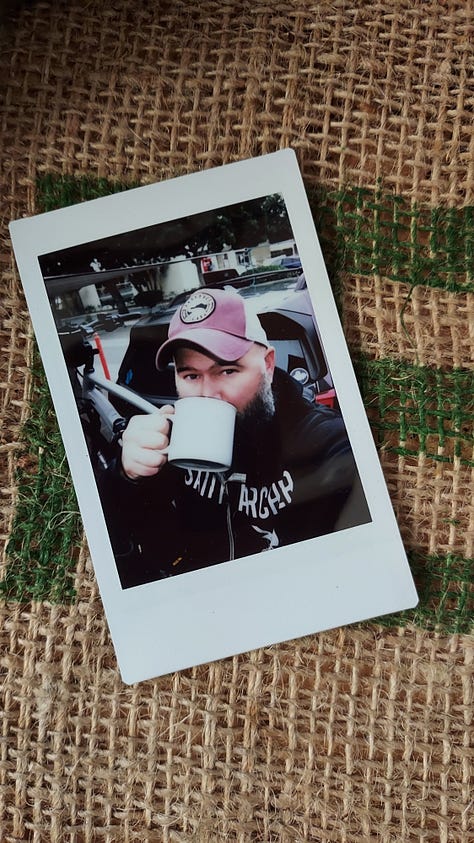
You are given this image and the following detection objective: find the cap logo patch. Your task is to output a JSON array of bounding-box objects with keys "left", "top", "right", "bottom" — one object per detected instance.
[{"left": 180, "top": 291, "right": 216, "bottom": 324}]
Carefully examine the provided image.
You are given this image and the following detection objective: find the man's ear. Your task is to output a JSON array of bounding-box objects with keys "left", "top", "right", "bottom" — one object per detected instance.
[{"left": 264, "top": 346, "right": 276, "bottom": 380}]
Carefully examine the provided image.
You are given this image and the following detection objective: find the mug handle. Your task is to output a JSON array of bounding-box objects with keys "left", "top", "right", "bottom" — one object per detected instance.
[{"left": 158, "top": 411, "right": 174, "bottom": 456}]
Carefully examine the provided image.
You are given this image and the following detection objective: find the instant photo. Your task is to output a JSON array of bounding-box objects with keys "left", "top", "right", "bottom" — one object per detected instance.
[
  {"left": 39, "top": 192, "right": 371, "bottom": 587},
  {"left": 10, "top": 150, "right": 417, "bottom": 682}
]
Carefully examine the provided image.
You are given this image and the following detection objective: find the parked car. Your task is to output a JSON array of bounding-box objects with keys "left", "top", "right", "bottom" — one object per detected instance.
[{"left": 263, "top": 255, "right": 302, "bottom": 271}]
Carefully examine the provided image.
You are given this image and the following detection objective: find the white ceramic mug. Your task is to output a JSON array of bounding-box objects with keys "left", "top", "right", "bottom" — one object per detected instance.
[{"left": 164, "top": 397, "right": 236, "bottom": 472}]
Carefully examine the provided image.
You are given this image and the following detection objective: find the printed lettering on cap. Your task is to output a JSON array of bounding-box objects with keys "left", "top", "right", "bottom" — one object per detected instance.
[{"left": 180, "top": 291, "right": 216, "bottom": 323}]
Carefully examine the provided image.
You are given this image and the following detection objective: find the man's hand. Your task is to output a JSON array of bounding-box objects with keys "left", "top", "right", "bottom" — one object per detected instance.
[{"left": 121, "top": 405, "right": 174, "bottom": 480}]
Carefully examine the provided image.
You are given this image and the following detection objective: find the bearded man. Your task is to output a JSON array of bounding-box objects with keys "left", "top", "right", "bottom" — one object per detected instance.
[{"left": 100, "top": 288, "right": 371, "bottom": 588}]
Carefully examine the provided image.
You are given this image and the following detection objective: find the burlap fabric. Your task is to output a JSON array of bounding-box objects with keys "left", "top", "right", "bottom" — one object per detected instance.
[{"left": 0, "top": 1, "right": 472, "bottom": 840}]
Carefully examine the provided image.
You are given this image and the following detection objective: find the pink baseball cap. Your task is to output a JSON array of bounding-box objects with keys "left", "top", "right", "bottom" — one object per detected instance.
[{"left": 156, "top": 288, "right": 269, "bottom": 369}]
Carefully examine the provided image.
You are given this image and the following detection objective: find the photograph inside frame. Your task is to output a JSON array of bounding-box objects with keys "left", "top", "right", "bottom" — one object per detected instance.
[{"left": 39, "top": 192, "right": 372, "bottom": 589}]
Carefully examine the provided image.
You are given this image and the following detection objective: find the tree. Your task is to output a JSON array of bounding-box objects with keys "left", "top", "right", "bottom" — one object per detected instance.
[{"left": 39, "top": 194, "right": 294, "bottom": 278}]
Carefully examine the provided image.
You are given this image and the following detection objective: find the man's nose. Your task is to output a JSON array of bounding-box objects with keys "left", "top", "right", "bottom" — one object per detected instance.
[{"left": 200, "top": 378, "right": 221, "bottom": 399}]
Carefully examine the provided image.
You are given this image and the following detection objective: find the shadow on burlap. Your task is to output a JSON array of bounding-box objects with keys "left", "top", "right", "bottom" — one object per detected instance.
[{"left": 0, "top": 2, "right": 472, "bottom": 841}]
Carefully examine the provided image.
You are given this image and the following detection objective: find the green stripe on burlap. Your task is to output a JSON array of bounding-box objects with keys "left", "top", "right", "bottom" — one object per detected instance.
[
  {"left": 309, "top": 185, "right": 474, "bottom": 295},
  {"left": 377, "top": 551, "right": 473, "bottom": 635},
  {"left": 36, "top": 173, "right": 139, "bottom": 211},
  {"left": 355, "top": 357, "right": 474, "bottom": 468},
  {"left": 2, "top": 175, "right": 471, "bottom": 635},
  {"left": 0, "top": 351, "right": 80, "bottom": 603}
]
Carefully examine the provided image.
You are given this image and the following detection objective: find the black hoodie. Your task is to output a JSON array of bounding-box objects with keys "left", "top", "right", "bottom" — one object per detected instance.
[{"left": 100, "top": 369, "right": 371, "bottom": 588}]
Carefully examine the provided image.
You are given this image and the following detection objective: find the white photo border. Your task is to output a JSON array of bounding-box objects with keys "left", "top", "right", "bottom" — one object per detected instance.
[{"left": 10, "top": 150, "right": 418, "bottom": 683}]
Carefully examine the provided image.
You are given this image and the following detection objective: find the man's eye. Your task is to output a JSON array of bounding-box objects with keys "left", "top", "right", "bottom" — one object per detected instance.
[
  {"left": 221, "top": 368, "right": 238, "bottom": 376},
  {"left": 182, "top": 373, "right": 199, "bottom": 380}
]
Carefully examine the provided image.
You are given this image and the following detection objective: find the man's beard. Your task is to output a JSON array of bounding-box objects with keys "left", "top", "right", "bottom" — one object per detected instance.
[
  {"left": 237, "top": 372, "right": 275, "bottom": 424},
  {"left": 233, "top": 373, "right": 277, "bottom": 472}
]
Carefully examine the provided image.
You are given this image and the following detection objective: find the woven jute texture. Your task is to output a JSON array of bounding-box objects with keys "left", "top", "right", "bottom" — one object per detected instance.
[{"left": 0, "top": 1, "right": 473, "bottom": 841}]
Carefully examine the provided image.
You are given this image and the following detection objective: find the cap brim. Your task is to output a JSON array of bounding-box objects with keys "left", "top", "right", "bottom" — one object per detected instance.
[{"left": 156, "top": 329, "right": 254, "bottom": 370}]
